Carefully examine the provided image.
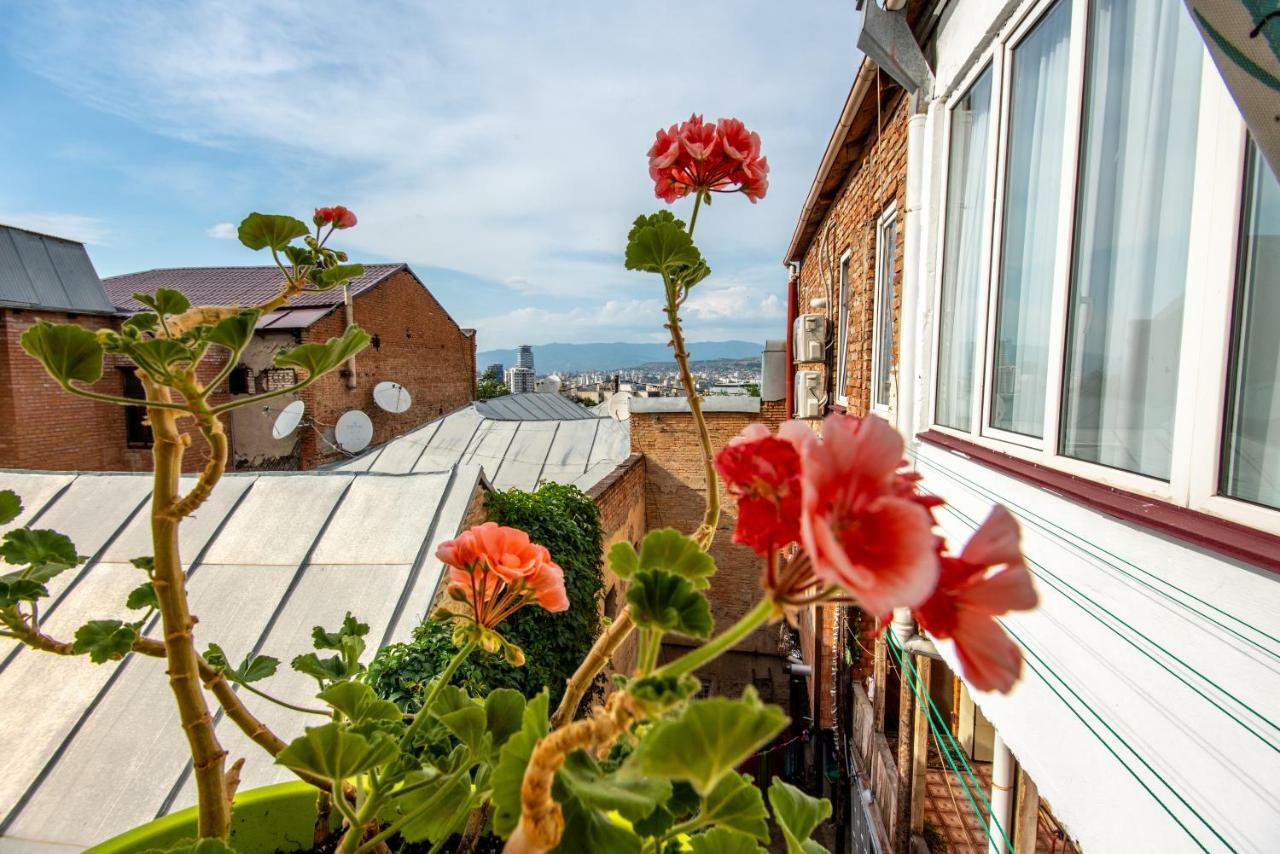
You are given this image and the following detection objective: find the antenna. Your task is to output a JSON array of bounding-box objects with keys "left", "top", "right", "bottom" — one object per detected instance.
[
  {"left": 607, "top": 391, "right": 632, "bottom": 422},
  {"left": 373, "top": 380, "right": 412, "bottom": 414},
  {"left": 334, "top": 410, "right": 374, "bottom": 453},
  {"left": 272, "top": 400, "right": 305, "bottom": 439}
]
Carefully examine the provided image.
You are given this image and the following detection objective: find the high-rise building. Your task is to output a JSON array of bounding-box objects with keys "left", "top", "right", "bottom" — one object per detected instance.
[
  {"left": 484, "top": 363, "right": 504, "bottom": 381},
  {"left": 516, "top": 344, "right": 534, "bottom": 370},
  {"left": 505, "top": 366, "right": 535, "bottom": 394}
]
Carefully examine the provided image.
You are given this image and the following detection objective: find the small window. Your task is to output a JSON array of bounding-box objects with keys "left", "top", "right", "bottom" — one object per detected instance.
[
  {"left": 228, "top": 365, "right": 250, "bottom": 396},
  {"left": 120, "top": 368, "right": 153, "bottom": 449},
  {"left": 871, "top": 206, "right": 898, "bottom": 411},
  {"left": 835, "top": 251, "right": 852, "bottom": 406}
]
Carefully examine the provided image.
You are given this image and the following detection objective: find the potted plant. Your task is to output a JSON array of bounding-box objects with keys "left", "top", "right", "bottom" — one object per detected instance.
[{"left": 0, "top": 119, "right": 1036, "bottom": 854}]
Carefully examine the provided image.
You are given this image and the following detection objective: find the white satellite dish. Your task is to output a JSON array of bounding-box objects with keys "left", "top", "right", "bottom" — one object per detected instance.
[
  {"left": 272, "top": 400, "right": 305, "bottom": 440},
  {"left": 607, "top": 391, "right": 632, "bottom": 422},
  {"left": 334, "top": 410, "right": 374, "bottom": 453},
  {"left": 544, "top": 374, "right": 562, "bottom": 394},
  {"left": 373, "top": 381, "right": 412, "bottom": 414}
]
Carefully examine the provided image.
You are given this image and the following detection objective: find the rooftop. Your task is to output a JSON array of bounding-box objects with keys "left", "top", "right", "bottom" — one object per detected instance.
[{"left": 0, "top": 224, "right": 115, "bottom": 315}]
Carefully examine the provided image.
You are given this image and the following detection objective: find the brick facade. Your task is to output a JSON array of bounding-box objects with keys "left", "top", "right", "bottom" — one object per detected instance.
[{"left": 587, "top": 452, "right": 647, "bottom": 675}]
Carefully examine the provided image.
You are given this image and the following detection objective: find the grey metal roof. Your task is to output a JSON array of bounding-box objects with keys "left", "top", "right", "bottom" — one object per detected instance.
[
  {"left": 331, "top": 401, "right": 631, "bottom": 493},
  {"left": 103, "top": 264, "right": 408, "bottom": 313},
  {"left": 0, "top": 225, "right": 115, "bottom": 315},
  {"left": 475, "top": 393, "right": 596, "bottom": 421},
  {"left": 630, "top": 396, "right": 761, "bottom": 414},
  {"left": 0, "top": 465, "right": 483, "bottom": 850}
]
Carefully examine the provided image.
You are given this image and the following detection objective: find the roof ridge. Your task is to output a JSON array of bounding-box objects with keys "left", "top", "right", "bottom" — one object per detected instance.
[{"left": 103, "top": 262, "right": 404, "bottom": 280}]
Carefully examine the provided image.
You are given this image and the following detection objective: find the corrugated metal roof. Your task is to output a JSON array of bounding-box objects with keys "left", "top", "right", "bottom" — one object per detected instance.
[
  {"left": 475, "top": 393, "right": 597, "bottom": 421},
  {"left": 103, "top": 264, "right": 407, "bottom": 313},
  {"left": 0, "top": 225, "right": 115, "bottom": 315}
]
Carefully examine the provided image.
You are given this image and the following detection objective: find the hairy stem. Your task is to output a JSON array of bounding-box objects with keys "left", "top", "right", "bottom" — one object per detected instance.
[
  {"left": 171, "top": 380, "right": 228, "bottom": 520},
  {"left": 146, "top": 380, "right": 230, "bottom": 839},
  {"left": 664, "top": 282, "right": 720, "bottom": 550},
  {"left": 401, "top": 639, "right": 477, "bottom": 748},
  {"left": 550, "top": 608, "right": 633, "bottom": 729},
  {"left": 652, "top": 597, "right": 775, "bottom": 680}
]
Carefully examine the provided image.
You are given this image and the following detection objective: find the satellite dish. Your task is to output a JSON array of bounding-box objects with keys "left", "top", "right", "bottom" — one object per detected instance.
[
  {"left": 607, "top": 391, "right": 632, "bottom": 422},
  {"left": 544, "top": 375, "right": 562, "bottom": 394},
  {"left": 272, "top": 400, "right": 305, "bottom": 439},
  {"left": 334, "top": 410, "right": 374, "bottom": 453},
  {"left": 373, "top": 381, "right": 412, "bottom": 414}
]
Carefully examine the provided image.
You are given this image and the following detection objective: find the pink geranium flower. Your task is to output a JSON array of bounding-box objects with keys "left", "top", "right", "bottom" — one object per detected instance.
[
  {"left": 438, "top": 522, "right": 569, "bottom": 628},
  {"left": 313, "top": 205, "right": 358, "bottom": 229},
  {"left": 795, "top": 414, "right": 939, "bottom": 617},
  {"left": 714, "top": 423, "right": 804, "bottom": 556},
  {"left": 645, "top": 115, "right": 769, "bottom": 203},
  {"left": 915, "top": 507, "right": 1038, "bottom": 693}
]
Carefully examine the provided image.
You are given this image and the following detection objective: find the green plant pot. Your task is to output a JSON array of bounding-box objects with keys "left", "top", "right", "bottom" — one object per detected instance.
[{"left": 85, "top": 782, "right": 322, "bottom": 854}]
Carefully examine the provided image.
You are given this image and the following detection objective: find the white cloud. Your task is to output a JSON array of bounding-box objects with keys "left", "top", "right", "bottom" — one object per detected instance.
[
  {"left": 0, "top": 211, "right": 108, "bottom": 244},
  {"left": 206, "top": 222, "right": 237, "bottom": 239}
]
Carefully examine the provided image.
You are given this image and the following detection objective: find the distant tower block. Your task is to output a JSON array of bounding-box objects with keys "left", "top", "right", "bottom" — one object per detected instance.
[
  {"left": 516, "top": 344, "right": 534, "bottom": 371},
  {"left": 485, "top": 363, "right": 504, "bottom": 381}
]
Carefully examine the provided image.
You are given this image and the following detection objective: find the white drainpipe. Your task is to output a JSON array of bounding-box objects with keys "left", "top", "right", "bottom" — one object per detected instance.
[
  {"left": 897, "top": 109, "right": 927, "bottom": 438},
  {"left": 909, "top": 97, "right": 945, "bottom": 439},
  {"left": 989, "top": 734, "right": 1015, "bottom": 854}
]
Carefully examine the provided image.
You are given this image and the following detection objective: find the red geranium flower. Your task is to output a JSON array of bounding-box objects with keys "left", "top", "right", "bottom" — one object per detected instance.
[
  {"left": 915, "top": 507, "right": 1037, "bottom": 693},
  {"left": 313, "top": 207, "right": 335, "bottom": 227},
  {"left": 646, "top": 114, "right": 769, "bottom": 203},
  {"left": 438, "top": 522, "right": 569, "bottom": 628},
  {"left": 714, "top": 423, "right": 804, "bottom": 556},
  {"left": 330, "top": 205, "right": 357, "bottom": 229}
]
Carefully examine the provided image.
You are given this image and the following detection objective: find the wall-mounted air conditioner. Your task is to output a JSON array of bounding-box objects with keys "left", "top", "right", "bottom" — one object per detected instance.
[
  {"left": 793, "top": 314, "right": 828, "bottom": 363},
  {"left": 794, "top": 370, "right": 824, "bottom": 419}
]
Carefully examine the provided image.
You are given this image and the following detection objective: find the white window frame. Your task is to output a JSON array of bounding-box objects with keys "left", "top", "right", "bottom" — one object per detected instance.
[
  {"left": 871, "top": 203, "right": 898, "bottom": 415},
  {"left": 835, "top": 248, "right": 853, "bottom": 408},
  {"left": 925, "top": 0, "right": 1280, "bottom": 534}
]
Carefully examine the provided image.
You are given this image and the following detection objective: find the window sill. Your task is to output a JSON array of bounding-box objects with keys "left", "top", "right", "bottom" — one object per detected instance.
[{"left": 916, "top": 430, "right": 1280, "bottom": 576}]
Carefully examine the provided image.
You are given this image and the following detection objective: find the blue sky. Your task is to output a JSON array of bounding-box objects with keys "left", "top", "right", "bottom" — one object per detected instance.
[{"left": 1, "top": 1, "right": 861, "bottom": 351}]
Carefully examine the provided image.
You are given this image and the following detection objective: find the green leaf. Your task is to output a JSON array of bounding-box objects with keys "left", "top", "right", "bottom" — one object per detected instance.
[
  {"left": 624, "top": 214, "right": 703, "bottom": 277},
  {"left": 631, "top": 688, "right": 788, "bottom": 795},
  {"left": 317, "top": 680, "right": 402, "bottom": 725},
  {"left": 0, "top": 574, "right": 50, "bottom": 607},
  {"left": 557, "top": 749, "right": 672, "bottom": 821},
  {"left": 0, "top": 528, "right": 79, "bottom": 570},
  {"left": 205, "top": 643, "right": 279, "bottom": 685},
  {"left": 141, "top": 838, "right": 239, "bottom": 854},
  {"left": 767, "top": 779, "right": 832, "bottom": 854},
  {"left": 132, "top": 288, "right": 190, "bottom": 317},
  {"left": 122, "top": 312, "right": 159, "bottom": 335},
  {"left": 313, "top": 612, "right": 370, "bottom": 649},
  {"left": 626, "top": 569, "right": 713, "bottom": 638},
  {"left": 687, "top": 827, "right": 768, "bottom": 854},
  {"left": 315, "top": 263, "right": 365, "bottom": 290},
  {"left": 492, "top": 688, "right": 549, "bottom": 837},
  {"left": 291, "top": 651, "right": 350, "bottom": 685},
  {"left": 125, "top": 581, "right": 158, "bottom": 610},
  {"left": 207, "top": 309, "right": 261, "bottom": 352},
  {"left": 0, "top": 491, "right": 19, "bottom": 526},
  {"left": 129, "top": 338, "right": 196, "bottom": 372},
  {"left": 636, "top": 528, "right": 716, "bottom": 588},
  {"left": 394, "top": 769, "right": 473, "bottom": 843},
  {"left": 551, "top": 772, "right": 643, "bottom": 854},
  {"left": 431, "top": 684, "right": 488, "bottom": 752},
  {"left": 485, "top": 687, "right": 526, "bottom": 749},
  {"left": 20, "top": 321, "right": 104, "bottom": 385},
  {"left": 275, "top": 325, "right": 371, "bottom": 380},
  {"left": 607, "top": 541, "right": 639, "bottom": 580},
  {"left": 627, "top": 673, "right": 701, "bottom": 717},
  {"left": 130, "top": 556, "right": 155, "bottom": 574},
  {"left": 702, "top": 772, "right": 769, "bottom": 842},
  {"left": 281, "top": 245, "right": 315, "bottom": 267},
  {"left": 73, "top": 620, "right": 139, "bottom": 664},
  {"left": 237, "top": 213, "right": 309, "bottom": 252},
  {"left": 275, "top": 722, "right": 399, "bottom": 782}
]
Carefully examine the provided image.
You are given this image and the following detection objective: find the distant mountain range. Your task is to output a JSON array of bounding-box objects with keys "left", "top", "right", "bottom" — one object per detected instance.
[{"left": 476, "top": 340, "right": 763, "bottom": 374}]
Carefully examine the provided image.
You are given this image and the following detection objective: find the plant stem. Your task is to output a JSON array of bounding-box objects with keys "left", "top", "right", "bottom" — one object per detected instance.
[
  {"left": 550, "top": 608, "right": 633, "bottom": 728},
  {"left": 238, "top": 681, "right": 330, "bottom": 716},
  {"left": 636, "top": 628, "right": 660, "bottom": 676},
  {"left": 401, "top": 639, "right": 476, "bottom": 747},
  {"left": 688, "top": 191, "right": 703, "bottom": 237},
  {"left": 652, "top": 597, "right": 775, "bottom": 680},
  {"left": 146, "top": 380, "right": 230, "bottom": 839}
]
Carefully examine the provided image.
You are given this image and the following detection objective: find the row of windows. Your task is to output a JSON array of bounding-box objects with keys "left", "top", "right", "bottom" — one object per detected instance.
[{"left": 929, "top": 0, "right": 1278, "bottom": 529}]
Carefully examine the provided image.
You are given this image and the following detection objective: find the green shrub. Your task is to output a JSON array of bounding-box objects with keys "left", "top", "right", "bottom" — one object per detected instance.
[{"left": 369, "top": 482, "right": 604, "bottom": 712}]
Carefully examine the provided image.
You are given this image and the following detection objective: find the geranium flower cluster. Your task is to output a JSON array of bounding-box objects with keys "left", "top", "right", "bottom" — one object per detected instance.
[
  {"left": 438, "top": 522, "right": 569, "bottom": 641},
  {"left": 715, "top": 414, "right": 1037, "bottom": 693},
  {"left": 313, "top": 205, "right": 358, "bottom": 229},
  {"left": 647, "top": 114, "right": 770, "bottom": 204}
]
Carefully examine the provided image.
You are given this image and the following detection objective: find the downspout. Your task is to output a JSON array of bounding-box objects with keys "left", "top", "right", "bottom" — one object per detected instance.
[
  {"left": 890, "top": 607, "right": 916, "bottom": 853},
  {"left": 898, "top": 107, "right": 927, "bottom": 438},
  {"left": 989, "top": 735, "right": 1015, "bottom": 854},
  {"left": 785, "top": 265, "right": 799, "bottom": 418},
  {"left": 342, "top": 285, "right": 358, "bottom": 390},
  {"left": 911, "top": 98, "right": 945, "bottom": 440}
]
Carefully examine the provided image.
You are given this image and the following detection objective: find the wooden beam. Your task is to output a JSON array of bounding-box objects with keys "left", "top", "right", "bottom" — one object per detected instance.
[
  {"left": 1014, "top": 766, "right": 1040, "bottom": 854},
  {"left": 910, "top": 655, "right": 932, "bottom": 835},
  {"left": 894, "top": 654, "right": 916, "bottom": 853}
]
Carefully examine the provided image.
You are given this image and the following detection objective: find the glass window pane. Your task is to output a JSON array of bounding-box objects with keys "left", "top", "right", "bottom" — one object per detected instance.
[
  {"left": 990, "top": 0, "right": 1071, "bottom": 438},
  {"left": 875, "top": 212, "right": 898, "bottom": 408},
  {"left": 1060, "top": 1, "right": 1203, "bottom": 479},
  {"left": 935, "top": 67, "right": 995, "bottom": 431},
  {"left": 836, "top": 255, "right": 850, "bottom": 403},
  {"left": 1221, "top": 144, "right": 1280, "bottom": 511}
]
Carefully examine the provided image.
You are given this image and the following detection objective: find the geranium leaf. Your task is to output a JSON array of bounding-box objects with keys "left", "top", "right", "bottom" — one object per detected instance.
[
  {"left": 0, "top": 528, "right": 79, "bottom": 570},
  {"left": 132, "top": 288, "right": 190, "bottom": 317},
  {"left": 550, "top": 772, "right": 643, "bottom": 854},
  {"left": 207, "top": 309, "right": 261, "bottom": 352},
  {"left": 237, "top": 213, "right": 309, "bottom": 252},
  {"left": 432, "top": 684, "right": 488, "bottom": 751},
  {"left": 393, "top": 769, "right": 473, "bottom": 843},
  {"left": 687, "top": 827, "right": 768, "bottom": 854},
  {"left": 0, "top": 574, "right": 49, "bottom": 607},
  {"left": 20, "top": 321, "right": 104, "bottom": 385},
  {"left": 607, "top": 541, "right": 639, "bottom": 581},
  {"left": 0, "top": 491, "right": 19, "bottom": 526},
  {"left": 313, "top": 612, "right": 370, "bottom": 649},
  {"left": 315, "top": 263, "right": 365, "bottom": 290},
  {"left": 627, "top": 673, "right": 701, "bottom": 717},
  {"left": 636, "top": 528, "right": 715, "bottom": 588},
  {"left": 73, "top": 620, "right": 139, "bottom": 664},
  {"left": 122, "top": 312, "right": 159, "bottom": 335},
  {"left": 703, "top": 772, "right": 769, "bottom": 842},
  {"left": 125, "top": 581, "right": 158, "bottom": 611},
  {"left": 205, "top": 643, "right": 278, "bottom": 685},
  {"left": 556, "top": 749, "right": 672, "bottom": 821},
  {"left": 767, "top": 779, "right": 831, "bottom": 854},
  {"left": 275, "top": 722, "right": 399, "bottom": 782},
  {"left": 130, "top": 338, "right": 197, "bottom": 373},
  {"left": 291, "top": 651, "right": 350, "bottom": 685},
  {"left": 318, "top": 680, "right": 402, "bottom": 725},
  {"left": 630, "top": 688, "right": 787, "bottom": 795},
  {"left": 275, "top": 325, "right": 371, "bottom": 380},
  {"left": 626, "top": 569, "right": 713, "bottom": 638},
  {"left": 624, "top": 216, "right": 703, "bottom": 277},
  {"left": 485, "top": 688, "right": 526, "bottom": 749},
  {"left": 492, "top": 688, "right": 549, "bottom": 838}
]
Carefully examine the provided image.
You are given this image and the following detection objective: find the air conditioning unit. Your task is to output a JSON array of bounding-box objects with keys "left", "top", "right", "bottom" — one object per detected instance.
[
  {"left": 794, "top": 370, "right": 824, "bottom": 419},
  {"left": 793, "top": 314, "right": 828, "bottom": 363}
]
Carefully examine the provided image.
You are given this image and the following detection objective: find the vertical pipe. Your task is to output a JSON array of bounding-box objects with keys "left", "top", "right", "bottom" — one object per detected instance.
[
  {"left": 785, "top": 266, "right": 799, "bottom": 418},
  {"left": 898, "top": 110, "right": 927, "bottom": 437},
  {"left": 891, "top": 609, "right": 915, "bottom": 853},
  {"left": 989, "top": 734, "right": 1015, "bottom": 854},
  {"left": 912, "top": 98, "right": 945, "bottom": 439},
  {"left": 909, "top": 655, "right": 932, "bottom": 836},
  {"left": 342, "top": 285, "right": 358, "bottom": 390}
]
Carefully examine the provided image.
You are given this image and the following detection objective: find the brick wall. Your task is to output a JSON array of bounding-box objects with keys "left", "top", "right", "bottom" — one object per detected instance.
[
  {"left": 796, "top": 91, "right": 910, "bottom": 419},
  {"left": 630, "top": 407, "right": 791, "bottom": 705},
  {"left": 587, "top": 453, "right": 647, "bottom": 675},
  {"left": 296, "top": 270, "right": 476, "bottom": 468}
]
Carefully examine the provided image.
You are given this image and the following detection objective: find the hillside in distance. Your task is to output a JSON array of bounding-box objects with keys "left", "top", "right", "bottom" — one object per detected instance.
[{"left": 476, "top": 340, "right": 762, "bottom": 374}]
